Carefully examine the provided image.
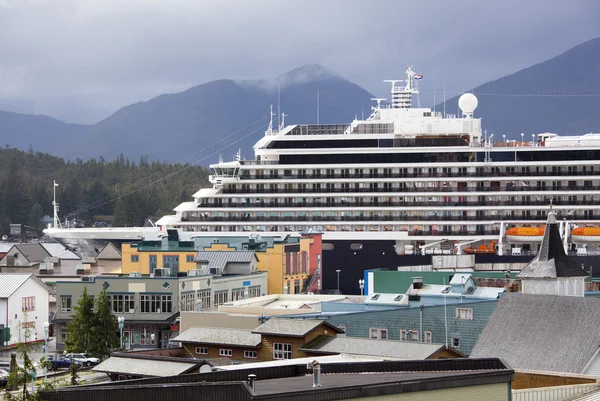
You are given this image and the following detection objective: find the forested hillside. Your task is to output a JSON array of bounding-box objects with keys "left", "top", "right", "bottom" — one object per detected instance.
[{"left": 0, "top": 147, "right": 210, "bottom": 235}]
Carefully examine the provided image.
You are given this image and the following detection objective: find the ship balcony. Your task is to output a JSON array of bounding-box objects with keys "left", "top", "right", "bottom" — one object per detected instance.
[
  {"left": 238, "top": 170, "right": 599, "bottom": 181},
  {"left": 179, "top": 213, "right": 598, "bottom": 223},
  {"left": 221, "top": 184, "right": 600, "bottom": 194},
  {"left": 196, "top": 199, "right": 599, "bottom": 208}
]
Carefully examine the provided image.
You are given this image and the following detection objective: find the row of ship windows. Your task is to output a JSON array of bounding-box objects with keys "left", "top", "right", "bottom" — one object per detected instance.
[
  {"left": 182, "top": 225, "right": 497, "bottom": 234},
  {"left": 241, "top": 165, "right": 596, "bottom": 178},
  {"left": 200, "top": 195, "right": 600, "bottom": 206},
  {"left": 222, "top": 181, "right": 600, "bottom": 194}
]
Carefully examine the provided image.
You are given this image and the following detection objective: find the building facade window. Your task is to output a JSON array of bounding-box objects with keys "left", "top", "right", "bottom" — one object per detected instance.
[
  {"left": 452, "top": 337, "right": 460, "bottom": 348},
  {"left": 424, "top": 331, "right": 433, "bottom": 343},
  {"left": 455, "top": 307, "right": 473, "bottom": 320},
  {"left": 214, "top": 291, "right": 228, "bottom": 306},
  {"left": 109, "top": 294, "right": 135, "bottom": 313},
  {"left": 196, "top": 347, "right": 208, "bottom": 355},
  {"left": 248, "top": 286, "right": 261, "bottom": 298},
  {"left": 231, "top": 288, "right": 245, "bottom": 301},
  {"left": 369, "top": 328, "right": 388, "bottom": 340},
  {"left": 219, "top": 349, "right": 232, "bottom": 357},
  {"left": 139, "top": 325, "right": 155, "bottom": 345},
  {"left": 198, "top": 290, "right": 211, "bottom": 310},
  {"left": 22, "top": 296, "right": 35, "bottom": 312},
  {"left": 140, "top": 294, "right": 172, "bottom": 313},
  {"left": 273, "top": 343, "right": 292, "bottom": 359},
  {"left": 186, "top": 255, "right": 194, "bottom": 263},
  {"left": 131, "top": 255, "right": 139, "bottom": 262},
  {"left": 244, "top": 350, "right": 257, "bottom": 359},
  {"left": 293, "top": 279, "right": 301, "bottom": 294},
  {"left": 60, "top": 296, "right": 72, "bottom": 312},
  {"left": 181, "top": 292, "right": 195, "bottom": 312}
]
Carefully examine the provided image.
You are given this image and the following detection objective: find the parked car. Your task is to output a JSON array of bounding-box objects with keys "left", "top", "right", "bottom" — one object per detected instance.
[
  {"left": 49, "top": 357, "right": 81, "bottom": 370},
  {"left": 64, "top": 353, "right": 99, "bottom": 367},
  {"left": 0, "top": 367, "right": 9, "bottom": 387}
]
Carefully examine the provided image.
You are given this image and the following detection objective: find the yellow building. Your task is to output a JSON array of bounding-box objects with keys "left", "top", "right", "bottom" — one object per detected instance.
[{"left": 121, "top": 233, "right": 323, "bottom": 296}]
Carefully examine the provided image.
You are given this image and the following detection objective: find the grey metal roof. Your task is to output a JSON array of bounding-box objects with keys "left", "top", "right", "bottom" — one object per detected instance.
[
  {"left": 252, "top": 318, "right": 342, "bottom": 337},
  {"left": 174, "top": 327, "right": 262, "bottom": 347},
  {"left": 471, "top": 293, "right": 600, "bottom": 374},
  {"left": 194, "top": 251, "right": 257, "bottom": 272},
  {"left": 0, "top": 273, "right": 34, "bottom": 298},
  {"left": 40, "top": 243, "right": 80, "bottom": 260},
  {"left": 300, "top": 336, "right": 453, "bottom": 360},
  {"left": 518, "top": 213, "right": 588, "bottom": 279},
  {"left": 92, "top": 356, "right": 205, "bottom": 377},
  {"left": 14, "top": 243, "right": 52, "bottom": 263}
]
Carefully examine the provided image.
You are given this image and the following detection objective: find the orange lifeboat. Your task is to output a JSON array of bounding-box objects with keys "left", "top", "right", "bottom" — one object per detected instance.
[
  {"left": 571, "top": 227, "right": 600, "bottom": 243},
  {"left": 506, "top": 226, "right": 545, "bottom": 243},
  {"left": 464, "top": 240, "right": 497, "bottom": 254}
]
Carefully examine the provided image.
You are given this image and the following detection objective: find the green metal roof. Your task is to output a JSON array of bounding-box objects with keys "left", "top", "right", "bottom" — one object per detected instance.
[{"left": 371, "top": 270, "right": 520, "bottom": 294}]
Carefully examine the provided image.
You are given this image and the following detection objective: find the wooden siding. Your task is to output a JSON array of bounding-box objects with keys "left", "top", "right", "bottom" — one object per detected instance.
[{"left": 182, "top": 343, "right": 259, "bottom": 361}]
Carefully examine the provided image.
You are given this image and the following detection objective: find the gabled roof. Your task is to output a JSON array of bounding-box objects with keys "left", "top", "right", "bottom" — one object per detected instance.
[
  {"left": 449, "top": 273, "right": 474, "bottom": 285},
  {"left": 93, "top": 355, "right": 209, "bottom": 377},
  {"left": 194, "top": 251, "right": 258, "bottom": 272},
  {"left": 471, "top": 293, "right": 600, "bottom": 374},
  {"left": 4, "top": 243, "right": 52, "bottom": 264},
  {"left": 252, "top": 318, "right": 344, "bottom": 337},
  {"left": 174, "top": 327, "right": 262, "bottom": 347},
  {"left": 0, "top": 273, "right": 50, "bottom": 298},
  {"left": 300, "top": 336, "right": 464, "bottom": 360},
  {"left": 518, "top": 213, "right": 588, "bottom": 278}
]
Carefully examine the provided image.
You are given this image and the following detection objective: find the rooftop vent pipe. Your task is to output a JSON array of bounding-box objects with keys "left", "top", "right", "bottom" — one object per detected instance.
[
  {"left": 308, "top": 360, "right": 322, "bottom": 387},
  {"left": 247, "top": 374, "right": 256, "bottom": 391}
]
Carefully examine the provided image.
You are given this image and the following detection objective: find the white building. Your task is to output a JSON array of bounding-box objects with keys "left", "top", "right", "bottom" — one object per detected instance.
[{"left": 0, "top": 273, "right": 51, "bottom": 345}]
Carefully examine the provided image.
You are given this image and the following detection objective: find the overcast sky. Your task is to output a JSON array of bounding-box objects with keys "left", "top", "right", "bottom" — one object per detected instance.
[{"left": 0, "top": 0, "right": 598, "bottom": 123}]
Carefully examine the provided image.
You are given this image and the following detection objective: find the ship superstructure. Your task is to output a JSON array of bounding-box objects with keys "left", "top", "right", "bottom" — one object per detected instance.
[
  {"left": 45, "top": 66, "right": 600, "bottom": 293},
  {"left": 156, "top": 66, "right": 600, "bottom": 257}
]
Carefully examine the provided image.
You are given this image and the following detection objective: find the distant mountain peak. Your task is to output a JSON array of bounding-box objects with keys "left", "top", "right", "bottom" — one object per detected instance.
[{"left": 276, "top": 64, "right": 339, "bottom": 85}]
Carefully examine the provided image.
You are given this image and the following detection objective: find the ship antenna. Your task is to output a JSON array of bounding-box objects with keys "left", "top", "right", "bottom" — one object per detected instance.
[
  {"left": 317, "top": 89, "right": 320, "bottom": 124},
  {"left": 433, "top": 84, "right": 436, "bottom": 113},
  {"left": 277, "top": 83, "right": 281, "bottom": 130},
  {"left": 443, "top": 84, "right": 446, "bottom": 118},
  {"left": 279, "top": 113, "right": 286, "bottom": 131},
  {"left": 52, "top": 180, "right": 61, "bottom": 229},
  {"left": 266, "top": 104, "right": 275, "bottom": 135}
]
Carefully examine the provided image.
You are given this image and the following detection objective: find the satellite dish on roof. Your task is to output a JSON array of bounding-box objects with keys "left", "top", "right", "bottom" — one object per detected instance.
[
  {"left": 1, "top": 235, "right": 7, "bottom": 241},
  {"left": 458, "top": 93, "right": 478, "bottom": 117}
]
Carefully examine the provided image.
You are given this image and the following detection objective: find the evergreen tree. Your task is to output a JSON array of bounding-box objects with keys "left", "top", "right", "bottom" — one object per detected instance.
[
  {"left": 64, "top": 287, "right": 94, "bottom": 353},
  {"left": 89, "top": 287, "right": 119, "bottom": 359}
]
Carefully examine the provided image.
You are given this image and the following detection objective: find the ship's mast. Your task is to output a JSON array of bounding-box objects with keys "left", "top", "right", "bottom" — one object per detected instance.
[
  {"left": 52, "top": 180, "right": 61, "bottom": 229},
  {"left": 384, "top": 65, "right": 420, "bottom": 109}
]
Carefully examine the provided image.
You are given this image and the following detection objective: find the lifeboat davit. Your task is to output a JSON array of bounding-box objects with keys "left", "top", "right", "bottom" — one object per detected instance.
[
  {"left": 506, "top": 226, "right": 545, "bottom": 243},
  {"left": 571, "top": 227, "right": 600, "bottom": 243}
]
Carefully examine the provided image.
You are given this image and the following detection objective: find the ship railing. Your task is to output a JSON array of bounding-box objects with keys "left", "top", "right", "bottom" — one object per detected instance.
[
  {"left": 220, "top": 184, "right": 600, "bottom": 194},
  {"left": 237, "top": 170, "right": 600, "bottom": 180},
  {"left": 196, "top": 199, "right": 598, "bottom": 209},
  {"left": 180, "top": 214, "right": 597, "bottom": 223}
]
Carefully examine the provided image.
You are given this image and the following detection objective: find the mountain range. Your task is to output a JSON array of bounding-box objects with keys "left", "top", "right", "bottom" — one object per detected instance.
[{"left": 0, "top": 37, "right": 599, "bottom": 163}]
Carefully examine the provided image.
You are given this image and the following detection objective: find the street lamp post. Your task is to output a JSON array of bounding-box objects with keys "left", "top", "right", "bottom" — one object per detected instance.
[
  {"left": 118, "top": 316, "right": 125, "bottom": 350},
  {"left": 359, "top": 279, "right": 364, "bottom": 296},
  {"left": 336, "top": 270, "right": 341, "bottom": 294},
  {"left": 43, "top": 322, "right": 49, "bottom": 382}
]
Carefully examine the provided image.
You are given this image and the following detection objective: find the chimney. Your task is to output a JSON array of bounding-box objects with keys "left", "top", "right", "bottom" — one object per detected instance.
[
  {"left": 247, "top": 374, "right": 256, "bottom": 391},
  {"left": 412, "top": 277, "right": 423, "bottom": 289},
  {"left": 308, "top": 360, "right": 322, "bottom": 387}
]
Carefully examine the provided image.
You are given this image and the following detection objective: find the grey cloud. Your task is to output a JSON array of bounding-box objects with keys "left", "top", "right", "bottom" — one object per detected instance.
[{"left": 0, "top": 0, "right": 598, "bottom": 123}]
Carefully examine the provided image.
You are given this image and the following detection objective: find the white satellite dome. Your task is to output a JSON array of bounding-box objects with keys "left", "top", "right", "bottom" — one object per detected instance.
[{"left": 458, "top": 93, "right": 478, "bottom": 115}]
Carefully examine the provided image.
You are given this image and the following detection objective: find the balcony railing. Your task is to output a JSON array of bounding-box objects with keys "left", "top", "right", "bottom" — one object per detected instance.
[{"left": 196, "top": 199, "right": 599, "bottom": 209}]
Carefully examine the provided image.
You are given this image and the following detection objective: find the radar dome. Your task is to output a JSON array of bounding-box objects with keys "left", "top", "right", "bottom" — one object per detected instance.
[{"left": 458, "top": 93, "right": 478, "bottom": 115}]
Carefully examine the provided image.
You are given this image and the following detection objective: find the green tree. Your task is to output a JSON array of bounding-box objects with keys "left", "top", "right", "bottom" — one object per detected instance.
[
  {"left": 89, "top": 287, "right": 119, "bottom": 359},
  {"left": 64, "top": 287, "right": 94, "bottom": 353}
]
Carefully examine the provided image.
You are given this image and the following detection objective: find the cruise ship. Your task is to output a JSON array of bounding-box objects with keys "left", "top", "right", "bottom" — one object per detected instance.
[{"left": 44, "top": 66, "right": 600, "bottom": 293}]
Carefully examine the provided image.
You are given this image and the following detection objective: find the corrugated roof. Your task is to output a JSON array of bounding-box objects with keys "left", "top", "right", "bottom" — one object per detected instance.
[
  {"left": 174, "top": 327, "right": 262, "bottom": 347},
  {"left": 567, "top": 388, "right": 600, "bottom": 401},
  {"left": 40, "top": 243, "right": 80, "bottom": 260},
  {"left": 471, "top": 293, "right": 600, "bottom": 374},
  {"left": 194, "top": 251, "right": 257, "bottom": 273},
  {"left": 92, "top": 356, "right": 204, "bottom": 377},
  {"left": 0, "top": 273, "right": 37, "bottom": 298},
  {"left": 252, "top": 318, "right": 341, "bottom": 337},
  {"left": 300, "top": 336, "right": 451, "bottom": 360}
]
